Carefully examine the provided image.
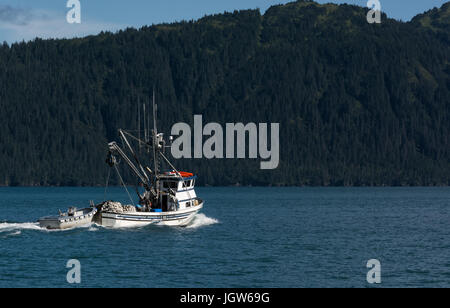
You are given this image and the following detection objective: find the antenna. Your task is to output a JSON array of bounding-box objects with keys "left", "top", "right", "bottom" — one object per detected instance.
[
  {"left": 153, "top": 89, "right": 157, "bottom": 135},
  {"left": 147, "top": 97, "right": 151, "bottom": 153},
  {"left": 137, "top": 96, "right": 141, "bottom": 153},
  {"left": 143, "top": 103, "right": 147, "bottom": 143}
]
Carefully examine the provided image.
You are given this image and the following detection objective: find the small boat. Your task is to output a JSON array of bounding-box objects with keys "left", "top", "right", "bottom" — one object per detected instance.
[
  {"left": 38, "top": 206, "right": 97, "bottom": 230},
  {"left": 97, "top": 93, "right": 204, "bottom": 228}
]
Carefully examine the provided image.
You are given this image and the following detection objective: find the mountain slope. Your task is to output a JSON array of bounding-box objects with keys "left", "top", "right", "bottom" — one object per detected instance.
[
  {"left": 0, "top": 0, "right": 449, "bottom": 186},
  {"left": 412, "top": 2, "right": 450, "bottom": 31}
]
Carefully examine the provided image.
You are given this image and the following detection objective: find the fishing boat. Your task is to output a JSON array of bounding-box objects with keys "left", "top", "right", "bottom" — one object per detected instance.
[
  {"left": 38, "top": 206, "right": 97, "bottom": 230},
  {"left": 95, "top": 93, "right": 204, "bottom": 228}
]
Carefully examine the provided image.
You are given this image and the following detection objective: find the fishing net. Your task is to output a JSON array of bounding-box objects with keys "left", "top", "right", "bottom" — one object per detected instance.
[{"left": 99, "top": 201, "right": 136, "bottom": 214}]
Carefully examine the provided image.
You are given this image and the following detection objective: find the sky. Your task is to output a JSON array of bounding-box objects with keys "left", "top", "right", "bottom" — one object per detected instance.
[{"left": 0, "top": 0, "right": 448, "bottom": 44}]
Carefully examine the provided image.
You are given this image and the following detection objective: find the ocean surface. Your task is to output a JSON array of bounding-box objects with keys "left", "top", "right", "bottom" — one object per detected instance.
[{"left": 0, "top": 186, "right": 449, "bottom": 288}]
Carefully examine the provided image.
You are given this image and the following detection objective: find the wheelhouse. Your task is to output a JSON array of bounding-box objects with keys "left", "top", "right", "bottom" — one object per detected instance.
[
  {"left": 154, "top": 171, "right": 200, "bottom": 212},
  {"left": 160, "top": 172, "right": 196, "bottom": 191}
]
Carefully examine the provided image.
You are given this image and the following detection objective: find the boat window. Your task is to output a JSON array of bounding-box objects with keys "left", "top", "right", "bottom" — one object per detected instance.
[
  {"left": 163, "top": 181, "right": 178, "bottom": 189},
  {"left": 181, "top": 179, "right": 195, "bottom": 189},
  {"left": 183, "top": 180, "right": 193, "bottom": 188}
]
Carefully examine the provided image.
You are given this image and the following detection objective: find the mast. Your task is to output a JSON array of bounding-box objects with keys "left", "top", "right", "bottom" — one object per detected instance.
[
  {"left": 106, "top": 89, "right": 175, "bottom": 208},
  {"left": 143, "top": 103, "right": 147, "bottom": 144},
  {"left": 152, "top": 90, "right": 160, "bottom": 199},
  {"left": 153, "top": 90, "right": 158, "bottom": 175},
  {"left": 148, "top": 98, "right": 151, "bottom": 153},
  {"left": 137, "top": 97, "right": 141, "bottom": 154}
]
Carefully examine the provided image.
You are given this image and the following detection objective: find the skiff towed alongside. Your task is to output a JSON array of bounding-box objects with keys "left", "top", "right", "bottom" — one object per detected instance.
[{"left": 38, "top": 206, "right": 97, "bottom": 230}]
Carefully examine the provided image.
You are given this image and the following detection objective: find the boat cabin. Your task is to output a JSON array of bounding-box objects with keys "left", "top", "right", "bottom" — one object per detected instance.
[{"left": 153, "top": 171, "right": 199, "bottom": 212}]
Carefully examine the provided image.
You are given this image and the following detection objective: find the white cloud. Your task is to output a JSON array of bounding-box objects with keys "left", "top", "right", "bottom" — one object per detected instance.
[{"left": 0, "top": 5, "right": 123, "bottom": 43}]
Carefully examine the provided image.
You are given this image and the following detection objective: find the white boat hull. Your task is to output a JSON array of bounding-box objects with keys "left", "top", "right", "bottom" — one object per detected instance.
[{"left": 98, "top": 203, "right": 203, "bottom": 228}]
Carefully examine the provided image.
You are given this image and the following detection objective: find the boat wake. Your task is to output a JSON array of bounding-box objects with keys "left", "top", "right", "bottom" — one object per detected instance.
[
  {"left": 186, "top": 213, "right": 219, "bottom": 229},
  {"left": 88, "top": 225, "right": 100, "bottom": 232},
  {"left": 0, "top": 215, "right": 216, "bottom": 234},
  {"left": 0, "top": 221, "right": 102, "bottom": 235},
  {"left": 0, "top": 222, "right": 43, "bottom": 233}
]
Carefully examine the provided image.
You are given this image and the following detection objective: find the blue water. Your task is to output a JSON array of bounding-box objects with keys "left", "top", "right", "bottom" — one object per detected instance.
[{"left": 0, "top": 187, "right": 449, "bottom": 288}]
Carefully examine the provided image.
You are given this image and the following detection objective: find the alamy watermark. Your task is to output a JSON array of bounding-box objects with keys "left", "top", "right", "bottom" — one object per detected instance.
[
  {"left": 66, "top": 259, "right": 81, "bottom": 284},
  {"left": 170, "top": 115, "right": 280, "bottom": 170},
  {"left": 367, "top": 0, "right": 381, "bottom": 24},
  {"left": 66, "top": 0, "right": 81, "bottom": 24},
  {"left": 366, "top": 259, "right": 381, "bottom": 284}
]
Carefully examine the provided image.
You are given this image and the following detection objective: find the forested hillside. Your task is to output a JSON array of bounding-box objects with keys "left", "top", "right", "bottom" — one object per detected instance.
[{"left": 0, "top": 0, "right": 449, "bottom": 186}]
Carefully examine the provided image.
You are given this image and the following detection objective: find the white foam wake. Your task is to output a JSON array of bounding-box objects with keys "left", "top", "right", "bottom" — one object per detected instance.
[
  {"left": 0, "top": 222, "right": 102, "bottom": 233},
  {"left": 88, "top": 225, "right": 99, "bottom": 232},
  {"left": 0, "top": 222, "right": 42, "bottom": 233},
  {"left": 186, "top": 213, "right": 219, "bottom": 229},
  {"left": 7, "top": 231, "right": 21, "bottom": 236}
]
